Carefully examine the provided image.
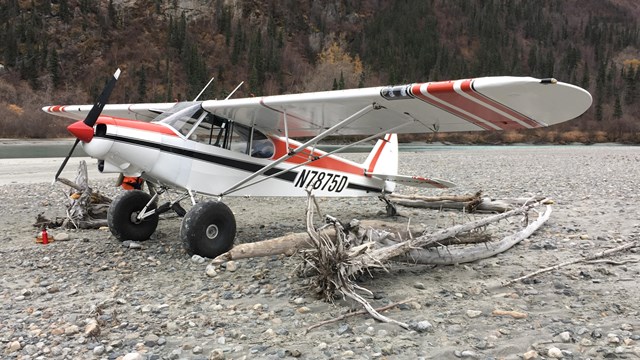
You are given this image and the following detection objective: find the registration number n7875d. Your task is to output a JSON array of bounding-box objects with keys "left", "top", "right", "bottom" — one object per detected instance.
[{"left": 293, "top": 169, "right": 348, "bottom": 192}]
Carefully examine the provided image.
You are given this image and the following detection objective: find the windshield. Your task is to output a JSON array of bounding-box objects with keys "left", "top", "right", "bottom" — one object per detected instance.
[{"left": 155, "top": 102, "right": 206, "bottom": 136}]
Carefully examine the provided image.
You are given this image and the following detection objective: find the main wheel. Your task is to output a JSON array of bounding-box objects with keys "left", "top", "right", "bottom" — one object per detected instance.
[
  {"left": 108, "top": 190, "right": 159, "bottom": 241},
  {"left": 180, "top": 201, "right": 236, "bottom": 258}
]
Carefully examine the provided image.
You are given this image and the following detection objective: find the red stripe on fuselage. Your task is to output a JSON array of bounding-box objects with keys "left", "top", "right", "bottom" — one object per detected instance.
[
  {"left": 271, "top": 137, "right": 365, "bottom": 176},
  {"left": 459, "top": 80, "right": 542, "bottom": 128},
  {"left": 96, "top": 117, "right": 178, "bottom": 136},
  {"left": 411, "top": 83, "right": 495, "bottom": 131}
]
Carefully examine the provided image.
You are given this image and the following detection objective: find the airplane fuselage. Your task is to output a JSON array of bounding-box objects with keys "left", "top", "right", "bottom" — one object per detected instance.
[{"left": 84, "top": 116, "right": 392, "bottom": 197}]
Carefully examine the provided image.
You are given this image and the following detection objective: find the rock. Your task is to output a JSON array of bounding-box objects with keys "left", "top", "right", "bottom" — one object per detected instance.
[
  {"left": 123, "top": 352, "right": 144, "bottom": 360},
  {"left": 192, "top": 345, "right": 203, "bottom": 354},
  {"left": 64, "top": 324, "right": 79, "bottom": 335},
  {"left": 191, "top": 255, "right": 206, "bottom": 264},
  {"left": 128, "top": 241, "right": 143, "bottom": 249},
  {"left": 205, "top": 264, "right": 217, "bottom": 277},
  {"left": 523, "top": 350, "right": 538, "bottom": 359},
  {"left": 337, "top": 324, "right": 352, "bottom": 335},
  {"left": 209, "top": 348, "right": 225, "bottom": 359},
  {"left": 459, "top": 350, "right": 479, "bottom": 358},
  {"left": 225, "top": 261, "right": 238, "bottom": 272},
  {"left": 85, "top": 320, "right": 100, "bottom": 337},
  {"left": 93, "top": 345, "right": 105, "bottom": 355},
  {"left": 145, "top": 334, "right": 159, "bottom": 347},
  {"left": 466, "top": 310, "right": 482, "bottom": 318},
  {"left": 547, "top": 347, "right": 563, "bottom": 358},
  {"left": 8, "top": 341, "right": 21, "bottom": 352},
  {"left": 410, "top": 320, "right": 433, "bottom": 333},
  {"left": 414, "top": 282, "right": 426, "bottom": 290},
  {"left": 55, "top": 232, "right": 70, "bottom": 241},
  {"left": 555, "top": 331, "right": 572, "bottom": 343}
]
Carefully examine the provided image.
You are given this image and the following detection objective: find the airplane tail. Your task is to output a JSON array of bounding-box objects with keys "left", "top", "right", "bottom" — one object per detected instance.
[
  {"left": 363, "top": 134, "right": 456, "bottom": 191},
  {"left": 362, "top": 134, "right": 399, "bottom": 193}
]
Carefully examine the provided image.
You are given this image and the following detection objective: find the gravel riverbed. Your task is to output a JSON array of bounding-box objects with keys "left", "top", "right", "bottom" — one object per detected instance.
[{"left": 1, "top": 146, "right": 640, "bottom": 359}]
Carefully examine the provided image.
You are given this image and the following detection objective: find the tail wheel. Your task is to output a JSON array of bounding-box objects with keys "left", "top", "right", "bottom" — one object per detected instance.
[
  {"left": 108, "top": 190, "right": 158, "bottom": 241},
  {"left": 180, "top": 201, "right": 236, "bottom": 258}
]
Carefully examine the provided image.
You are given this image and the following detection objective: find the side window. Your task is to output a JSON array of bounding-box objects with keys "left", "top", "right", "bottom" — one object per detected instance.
[
  {"left": 189, "top": 114, "right": 225, "bottom": 145},
  {"left": 250, "top": 131, "right": 274, "bottom": 158},
  {"left": 229, "top": 123, "right": 249, "bottom": 153}
]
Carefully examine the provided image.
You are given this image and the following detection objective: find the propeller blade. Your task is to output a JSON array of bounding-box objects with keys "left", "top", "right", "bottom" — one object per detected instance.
[
  {"left": 53, "top": 68, "right": 121, "bottom": 183},
  {"left": 83, "top": 68, "right": 121, "bottom": 127},
  {"left": 53, "top": 138, "right": 80, "bottom": 183}
]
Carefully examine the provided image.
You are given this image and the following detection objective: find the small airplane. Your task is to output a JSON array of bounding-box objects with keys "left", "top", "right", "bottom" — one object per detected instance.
[{"left": 43, "top": 69, "right": 592, "bottom": 258}]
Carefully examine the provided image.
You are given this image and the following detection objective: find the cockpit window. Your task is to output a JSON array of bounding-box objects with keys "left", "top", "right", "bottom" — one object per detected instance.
[{"left": 155, "top": 102, "right": 274, "bottom": 158}]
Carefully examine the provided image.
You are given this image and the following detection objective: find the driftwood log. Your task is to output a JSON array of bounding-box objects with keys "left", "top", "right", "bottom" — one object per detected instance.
[
  {"left": 212, "top": 196, "right": 550, "bottom": 269},
  {"left": 388, "top": 192, "right": 552, "bottom": 213},
  {"left": 56, "top": 160, "right": 111, "bottom": 229},
  {"left": 299, "top": 190, "right": 551, "bottom": 328}
]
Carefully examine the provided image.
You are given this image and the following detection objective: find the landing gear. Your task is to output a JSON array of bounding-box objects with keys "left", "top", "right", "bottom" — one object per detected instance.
[
  {"left": 180, "top": 201, "right": 236, "bottom": 258},
  {"left": 108, "top": 190, "right": 159, "bottom": 241}
]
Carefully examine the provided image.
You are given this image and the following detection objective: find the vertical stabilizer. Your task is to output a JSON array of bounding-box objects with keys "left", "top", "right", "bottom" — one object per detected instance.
[{"left": 363, "top": 134, "right": 398, "bottom": 192}]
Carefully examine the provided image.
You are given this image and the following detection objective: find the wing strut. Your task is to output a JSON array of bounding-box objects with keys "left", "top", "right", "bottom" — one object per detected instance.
[
  {"left": 220, "top": 117, "right": 417, "bottom": 195},
  {"left": 219, "top": 103, "right": 379, "bottom": 197}
]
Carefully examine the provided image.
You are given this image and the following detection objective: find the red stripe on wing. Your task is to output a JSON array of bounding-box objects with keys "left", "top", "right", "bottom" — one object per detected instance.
[
  {"left": 460, "top": 80, "right": 543, "bottom": 128},
  {"left": 427, "top": 80, "right": 525, "bottom": 130},
  {"left": 410, "top": 83, "right": 495, "bottom": 131}
]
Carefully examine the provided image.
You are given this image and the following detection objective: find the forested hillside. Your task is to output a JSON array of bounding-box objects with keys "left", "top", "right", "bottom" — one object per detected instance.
[{"left": 1, "top": 0, "right": 639, "bottom": 142}]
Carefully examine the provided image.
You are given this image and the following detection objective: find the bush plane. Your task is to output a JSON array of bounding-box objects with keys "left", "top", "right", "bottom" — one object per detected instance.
[{"left": 43, "top": 69, "right": 592, "bottom": 258}]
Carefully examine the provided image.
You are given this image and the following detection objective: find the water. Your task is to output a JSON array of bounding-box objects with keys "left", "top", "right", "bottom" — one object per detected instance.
[{"left": 0, "top": 140, "right": 87, "bottom": 159}]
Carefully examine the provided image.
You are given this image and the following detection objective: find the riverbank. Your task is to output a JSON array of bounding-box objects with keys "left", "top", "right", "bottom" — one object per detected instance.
[{"left": 1, "top": 146, "right": 639, "bottom": 359}]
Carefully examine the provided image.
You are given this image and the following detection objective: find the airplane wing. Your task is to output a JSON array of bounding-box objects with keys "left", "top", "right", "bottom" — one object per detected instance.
[
  {"left": 43, "top": 102, "right": 179, "bottom": 121},
  {"left": 201, "top": 77, "right": 592, "bottom": 137},
  {"left": 43, "top": 77, "right": 591, "bottom": 138}
]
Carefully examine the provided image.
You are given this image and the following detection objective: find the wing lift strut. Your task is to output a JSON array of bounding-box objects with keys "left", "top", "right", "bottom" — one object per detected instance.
[{"left": 218, "top": 103, "right": 420, "bottom": 197}]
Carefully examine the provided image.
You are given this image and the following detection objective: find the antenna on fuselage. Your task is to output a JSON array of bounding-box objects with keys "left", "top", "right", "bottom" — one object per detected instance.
[
  {"left": 192, "top": 77, "right": 215, "bottom": 101},
  {"left": 225, "top": 81, "right": 244, "bottom": 100}
]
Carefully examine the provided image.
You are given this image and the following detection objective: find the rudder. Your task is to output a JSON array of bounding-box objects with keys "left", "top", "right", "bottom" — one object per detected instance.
[{"left": 363, "top": 134, "right": 399, "bottom": 192}]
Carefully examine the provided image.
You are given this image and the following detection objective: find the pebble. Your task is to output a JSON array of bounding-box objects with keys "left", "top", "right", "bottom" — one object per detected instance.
[
  {"left": 410, "top": 320, "right": 433, "bottom": 333},
  {"left": 8, "top": 340, "right": 21, "bottom": 352},
  {"left": 2, "top": 149, "right": 639, "bottom": 360},
  {"left": 206, "top": 264, "right": 217, "bottom": 277},
  {"left": 547, "top": 347, "right": 564, "bottom": 358},
  {"left": 555, "top": 331, "right": 572, "bottom": 343},
  {"left": 466, "top": 310, "right": 482, "bottom": 318},
  {"left": 191, "top": 254, "right": 206, "bottom": 264},
  {"left": 55, "top": 232, "right": 70, "bottom": 241},
  {"left": 225, "top": 261, "right": 238, "bottom": 272}
]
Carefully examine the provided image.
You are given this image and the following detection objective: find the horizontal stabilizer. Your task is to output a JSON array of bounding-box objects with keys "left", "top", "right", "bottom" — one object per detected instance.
[{"left": 368, "top": 173, "right": 456, "bottom": 189}]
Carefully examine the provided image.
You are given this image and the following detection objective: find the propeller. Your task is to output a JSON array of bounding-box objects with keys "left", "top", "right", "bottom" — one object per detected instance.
[{"left": 53, "top": 68, "right": 121, "bottom": 182}]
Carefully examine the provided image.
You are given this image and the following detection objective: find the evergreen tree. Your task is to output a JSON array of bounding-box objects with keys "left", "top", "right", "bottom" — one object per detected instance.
[
  {"left": 338, "top": 71, "right": 345, "bottom": 90},
  {"left": 108, "top": 0, "right": 117, "bottom": 28},
  {"left": 59, "top": 0, "right": 71, "bottom": 23},
  {"left": 613, "top": 94, "right": 622, "bottom": 119},
  {"left": 624, "top": 65, "right": 637, "bottom": 106},
  {"left": 48, "top": 48, "right": 61, "bottom": 89},
  {"left": 137, "top": 66, "right": 147, "bottom": 102}
]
